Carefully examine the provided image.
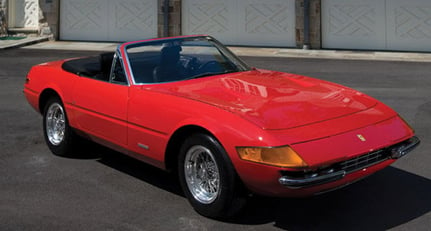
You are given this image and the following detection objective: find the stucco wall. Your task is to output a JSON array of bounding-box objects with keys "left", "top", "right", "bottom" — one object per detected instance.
[
  {"left": 0, "top": 0, "right": 56, "bottom": 37},
  {"left": 0, "top": 0, "right": 7, "bottom": 36},
  {"left": 38, "top": 0, "right": 58, "bottom": 38},
  {"left": 296, "top": 0, "right": 321, "bottom": 49},
  {"left": 158, "top": 0, "right": 182, "bottom": 37}
]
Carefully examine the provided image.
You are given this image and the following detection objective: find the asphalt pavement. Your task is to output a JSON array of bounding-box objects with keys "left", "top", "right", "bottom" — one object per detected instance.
[{"left": 0, "top": 44, "right": 430, "bottom": 230}]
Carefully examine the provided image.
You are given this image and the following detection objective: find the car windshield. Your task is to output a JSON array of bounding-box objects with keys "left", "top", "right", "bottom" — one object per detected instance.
[{"left": 125, "top": 36, "right": 251, "bottom": 84}]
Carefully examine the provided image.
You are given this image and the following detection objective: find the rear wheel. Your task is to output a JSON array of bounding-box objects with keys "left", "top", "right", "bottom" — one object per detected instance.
[
  {"left": 43, "top": 97, "right": 77, "bottom": 156},
  {"left": 178, "top": 133, "right": 247, "bottom": 219}
]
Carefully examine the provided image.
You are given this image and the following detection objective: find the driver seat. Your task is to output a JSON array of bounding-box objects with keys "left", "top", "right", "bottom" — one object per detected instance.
[{"left": 153, "top": 45, "right": 185, "bottom": 83}]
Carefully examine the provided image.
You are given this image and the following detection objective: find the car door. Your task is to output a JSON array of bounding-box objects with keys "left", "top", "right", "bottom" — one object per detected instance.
[{"left": 71, "top": 54, "right": 129, "bottom": 148}]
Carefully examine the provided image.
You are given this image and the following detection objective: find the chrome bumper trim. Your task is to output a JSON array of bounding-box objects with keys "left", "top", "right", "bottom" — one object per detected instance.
[
  {"left": 279, "top": 170, "right": 346, "bottom": 189},
  {"left": 390, "top": 136, "right": 420, "bottom": 159}
]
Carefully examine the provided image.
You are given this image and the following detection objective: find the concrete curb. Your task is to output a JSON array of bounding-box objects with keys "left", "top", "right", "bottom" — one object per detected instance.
[
  {"left": 229, "top": 47, "right": 431, "bottom": 63},
  {"left": 4, "top": 38, "right": 431, "bottom": 63},
  {"left": 0, "top": 36, "right": 50, "bottom": 50}
]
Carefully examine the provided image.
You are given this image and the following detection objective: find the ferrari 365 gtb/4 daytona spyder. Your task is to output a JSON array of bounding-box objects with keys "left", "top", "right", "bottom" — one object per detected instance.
[{"left": 24, "top": 35, "right": 420, "bottom": 218}]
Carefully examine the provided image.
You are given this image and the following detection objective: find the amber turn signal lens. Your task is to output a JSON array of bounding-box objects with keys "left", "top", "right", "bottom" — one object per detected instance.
[{"left": 237, "top": 146, "right": 308, "bottom": 168}]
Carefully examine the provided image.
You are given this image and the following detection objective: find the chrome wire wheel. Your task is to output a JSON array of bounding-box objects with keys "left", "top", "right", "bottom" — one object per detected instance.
[
  {"left": 45, "top": 102, "right": 66, "bottom": 146},
  {"left": 184, "top": 145, "right": 220, "bottom": 204}
]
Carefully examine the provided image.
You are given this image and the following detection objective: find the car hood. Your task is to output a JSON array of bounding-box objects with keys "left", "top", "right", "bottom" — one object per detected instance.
[{"left": 150, "top": 69, "right": 377, "bottom": 130}]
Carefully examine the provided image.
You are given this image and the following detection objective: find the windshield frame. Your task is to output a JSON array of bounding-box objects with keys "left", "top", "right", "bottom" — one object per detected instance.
[{"left": 119, "top": 35, "right": 252, "bottom": 85}]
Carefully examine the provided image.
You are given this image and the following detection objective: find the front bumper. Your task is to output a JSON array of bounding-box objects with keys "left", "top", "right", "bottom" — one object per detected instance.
[
  {"left": 279, "top": 170, "right": 346, "bottom": 189},
  {"left": 278, "top": 136, "right": 420, "bottom": 189}
]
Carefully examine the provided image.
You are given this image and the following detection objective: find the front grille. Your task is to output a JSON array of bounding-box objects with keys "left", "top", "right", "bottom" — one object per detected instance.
[
  {"left": 280, "top": 149, "right": 392, "bottom": 179},
  {"left": 338, "top": 149, "right": 390, "bottom": 174},
  {"left": 279, "top": 137, "right": 419, "bottom": 188}
]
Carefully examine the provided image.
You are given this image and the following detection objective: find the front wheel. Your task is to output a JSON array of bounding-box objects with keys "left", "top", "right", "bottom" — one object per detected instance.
[
  {"left": 178, "top": 134, "right": 247, "bottom": 219},
  {"left": 43, "top": 97, "right": 77, "bottom": 156}
]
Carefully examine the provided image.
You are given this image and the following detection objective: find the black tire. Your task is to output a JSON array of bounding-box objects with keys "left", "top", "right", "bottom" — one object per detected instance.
[
  {"left": 178, "top": 133, "right": 247, "bottom": 219},
  {"left": 42, "top": 97, "right": 77, "bottom": 157}
]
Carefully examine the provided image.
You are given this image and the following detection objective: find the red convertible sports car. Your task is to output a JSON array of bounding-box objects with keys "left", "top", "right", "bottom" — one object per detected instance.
[{"left": 24, "top": 35, "right": 420, "bottom": 218}]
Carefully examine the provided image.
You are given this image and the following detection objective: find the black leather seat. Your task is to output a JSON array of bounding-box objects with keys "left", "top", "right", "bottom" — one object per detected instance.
[
  {"left": 61, "top": 52, "right": 114, "bottom": 82},
  {"left": 97, "top": 52, "right": 115, "bottom": 81}
]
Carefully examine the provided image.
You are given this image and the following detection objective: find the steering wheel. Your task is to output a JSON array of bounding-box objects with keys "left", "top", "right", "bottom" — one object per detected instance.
[{"left": 199, "top": 61, "right": 222, "bottom": 73}]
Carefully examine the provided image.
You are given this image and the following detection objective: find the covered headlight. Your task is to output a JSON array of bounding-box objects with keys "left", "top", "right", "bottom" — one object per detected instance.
[
  {"left": 399, "top": 115, "right": 415, "bottom": 132},
  {"left": 236, "top": 146, "right": 308, "bottom": 168}
]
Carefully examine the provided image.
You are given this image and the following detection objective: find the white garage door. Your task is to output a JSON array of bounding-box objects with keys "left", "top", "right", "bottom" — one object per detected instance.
[
  {"left": 60, "top": 0, "right": 157, "bottom": 42},
  {"left": 182, "top": 0, "right": 296, "bottom": 47},
  {"left": 322, "top": 0, "right": 431, "bottom": 52}
]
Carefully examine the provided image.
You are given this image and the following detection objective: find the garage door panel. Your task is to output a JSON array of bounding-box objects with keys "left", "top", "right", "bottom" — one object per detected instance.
[
  {"left": 60, "top": 0, "right": 109, "bottom": 41},
  {"left": 386, "top": 0, "right": 431, "bottom": 51},
  {"left": 182, "top": 0, "right": 235, "bottom": 43},
  {"left": 108, "top": 0, "right": 157, "bottom": 41},
  {"left": 61, "top": 0, "right": 157, "bottom": 42},
  {"left": 237, "top": 0, "right": 295, "bottom": 46},
  {"left": 323, "top": 0, "right": 431, "bottom": 51},
  {"left": 322, "top": 0, "right": 386, "bottom": 50},
  {"left": 182, "top": 0, "right": 295, "bottom": 47}
]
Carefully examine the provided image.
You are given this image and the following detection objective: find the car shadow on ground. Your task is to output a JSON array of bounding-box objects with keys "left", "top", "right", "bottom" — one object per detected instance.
[
  {"left": 72, "top": 141, "right": 184, "bottom": 196},
  {"left": 235, "top": 167, "right": 431, "bottom": 230},
  {"left": 72, "top": 142, "right": 431, "bottom": 230}
]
